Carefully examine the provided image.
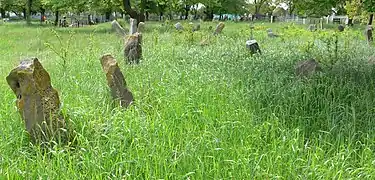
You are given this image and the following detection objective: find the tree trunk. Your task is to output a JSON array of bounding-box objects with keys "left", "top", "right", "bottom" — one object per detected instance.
[
  {"left": 23, "top": 8, "right": 26, "bottom": 19},
  {"left": 105, "top": 11, "right": 111, "bottom": 21},
  {"left": 159, "top": 11, "right": 163, "bottom": 21},
  {"left": 204, "top": 7, "right": 214, "bottom": 21},
  {"left": 184, "top": 5, "right": 189, "bottom": 20},
  {"left": 0, "top": 8, "right": 5, "bottom": 18},
  {"left": 146, "top": 11, "right": 149, "bottom": 21},
  {"left": 26, "top": 0, "right": 32, "bottom": 25},
  {"left": 54, "top": 11, "right": 59, "bottom": 26},
  {"left": 369, "top": 14, "right": 374, "bottom": 25},
  {"left": 123, "top": 0, "right": 144, "bottom": 25},
  {"left": 40, "top": 8, "right": 45, "bottom": 23}
]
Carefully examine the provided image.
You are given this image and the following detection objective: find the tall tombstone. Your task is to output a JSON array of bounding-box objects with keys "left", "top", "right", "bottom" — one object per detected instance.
[
  {"left": 366, "top": 25, "right": 373, "bottom": 44},
  {"left": 129, "top": 18, "right": 137, "bottom": 35},
  {"left": 214, "top": 22, "right": 225, "bottom": 35},
  {"left": 124, "top": 32, "right": 142, "bottom": 64},
  {"left": 137, "top": 22, "right": 145, "bottom": 33},
  {"left": 6, "top": 58, "right": 67, "bottom": 143},
  {"left": 270, "top": 16, "right": 274, "bottom": 23},
  {"left": 175, "top": 22, "right": 184, "bottom": 31},
  {"left": 100, "top": 54, "right": 134, "bottom": 108},
  {"left": 111, "top": 20, "right": 127, "bottom": 36}
]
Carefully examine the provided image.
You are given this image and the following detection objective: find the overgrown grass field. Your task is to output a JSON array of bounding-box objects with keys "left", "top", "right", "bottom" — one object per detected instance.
[{"left": 1, "top": 21, "right": 375, "bottom": 178}]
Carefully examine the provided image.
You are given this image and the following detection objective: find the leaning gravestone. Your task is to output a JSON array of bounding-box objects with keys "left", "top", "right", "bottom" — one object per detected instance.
[
  {"left": 338, "top": 24, "right": 345, "bottom": 32},
  {"left": 111, "top": 20, "right": 127, "bottom": 36},
  {"left": 129, "top": 18, "right": 137, "bottom": 35},
  {"left": 6, "top": 58, "right": 67, "bottom": 143},
  {"left": 137, "top": 22, "right": 145, "bottom": 33},
  {"left": 214, "top": 22, "right": 225, "bottom": 35},
  {"left": 308, "top": 24, "right": 316, "bottom": 32},
  {"left": 100, "top": 54, "right": 134, "bottom": 108},
  {"left": 295, "top": 59, "right": 321, "bottom": 77},
  {"left": 246, "top": 40, "right": 261, "bottom": 55},
  {"left": 365, "top": 25, "right": 373, "bottom": 44},
  {"left": 175, "top": 22, "right": 184, "bottom": 31},
  {"left": 124, "top": 32, "right": 142, "bottom": 64}
]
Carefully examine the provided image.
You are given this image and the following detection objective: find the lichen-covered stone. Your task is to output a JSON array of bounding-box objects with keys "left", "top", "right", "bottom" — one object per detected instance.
[
  {"left": 214, "top": 22, "right": 225, "bottom": 35},
  {"left": 6, "top": 58, "right": 66, "bottom": 143},
  {"left": 124, "top": 32, "right": 142, "bottom": 64},
  {"left": 100, "top": 54, "right": 134, "bottom": 108}
]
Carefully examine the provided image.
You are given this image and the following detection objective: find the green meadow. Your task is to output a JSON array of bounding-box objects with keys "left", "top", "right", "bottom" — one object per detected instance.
[{"left": 1, "top": 21, "right": 375, "bottom": 178}]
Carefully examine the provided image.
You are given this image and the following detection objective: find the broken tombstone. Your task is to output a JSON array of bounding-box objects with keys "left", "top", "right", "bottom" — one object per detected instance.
[
  {"left": 111, "top": 20, "right": 127, "bottom": 36},
  {"left": 6, "top": 58, "right": 67, "bottom": 143},
  {"left": 175, "top": 22, "right": 184, "bottom": 31}
]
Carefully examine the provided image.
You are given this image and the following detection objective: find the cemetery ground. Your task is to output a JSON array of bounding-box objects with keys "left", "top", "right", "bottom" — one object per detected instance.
[{"left": 1, "top": 21, "right": 375, "bottom": 178}]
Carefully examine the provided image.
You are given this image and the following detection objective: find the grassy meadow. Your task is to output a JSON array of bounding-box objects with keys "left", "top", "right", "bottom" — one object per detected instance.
[{"left": 1, "top": 20, "right": 375, "bottom": 178}]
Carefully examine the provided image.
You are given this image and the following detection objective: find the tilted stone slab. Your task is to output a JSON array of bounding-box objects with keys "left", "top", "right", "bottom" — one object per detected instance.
[
  {"left": 214, "top": 22, "right": 225, "bottom": 35},
  {"left": 100, "top": 54, "right": 134, "bottom": 108}
]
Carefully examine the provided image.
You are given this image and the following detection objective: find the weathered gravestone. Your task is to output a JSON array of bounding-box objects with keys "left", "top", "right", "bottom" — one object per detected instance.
[
  {"left": 129, "top": 18, "right": 137, "bottom": 35},
  {"left": 214, "top": 22, "right": 225, "bottom": 35},
  {"left": 295, "top": 59, "right": 321, "bottom": 77},
  {"left": 365, "top": 25, "right": 373, "bottom": 44},
  {"left": 124, "top": 32, "right": 142, "bottom": 64},
  {"left": 6, "top": 58, "right": 67, "bottom": 143},
  {"left": 193, "top": 24, "right": 200, "bottom": 32},
  {"left": 308, "top": 24, "right": 317, "bottom": 32},
  {"left": 246, "top": 40, "right": 261, "bottom": 55},
  {"left": 111, "top": 20, "right": 127, "bottom": 36},
  {"left": 175, "top": 22, "right": 184, "bottom": 31},
  {"left": 338, "top": 24, "right": 345, "bottom": 32},
  {"left": 137, "top": 22, "right": 145, "bottom": 33},
  {"left": 100, "top": 54, "right": 134, "bottom": 108},
  {"left": 267, "top": 28, "right": 279, "bottom": 38}
]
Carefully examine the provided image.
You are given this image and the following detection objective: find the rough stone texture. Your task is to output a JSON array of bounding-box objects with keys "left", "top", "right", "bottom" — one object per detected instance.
[
  {"left": 175, "top": 22, "right": 184, "bottom": 31},
  {"left": 338, "top": 24, "right": 345, "bottom": 32},
  {"left": 214, "top": 22, "right": 225, "bottom": 35},
  {"left": 366, "top": 25, "right": 373, "bottom": 44},
  {"left": 246, "top": 40, "right": 261, "bottom": 55},
  {"left": 124, "top": 32, "right": 142, "bottom": 64},
  {"left": 295, "top": 59, "right": 321, "bottom": 77},
  {"left": 308, "top": 24, "right": 317, "bottom": 32},
  {"left": 193, "top": 24, "right": 200, "bottom": 32},
  {"left": 111, "top": 20, "right": 127, "bottom": 36},
  {"left": 6, "top": 58, "right": 66, "bottom": 143},
  {"left": 100, "top": 54, "right": 134, "bottom": 108},
  {"left": 129, "top": 18, "right": 137, "bottom": 35},
  {"left": 137, "top": 22, "right": 145, "bottom": 33}
]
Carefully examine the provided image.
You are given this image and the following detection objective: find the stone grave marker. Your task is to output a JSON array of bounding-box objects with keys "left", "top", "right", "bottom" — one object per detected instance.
[
  {"left": 124, "top": 32, "right": 142, "bottom": 64},
  {"left": 295, "top": 59, "right": 321, "bottom": 77},
  {"left": 137, "top": 22, "right": 145, "bottom": 33},
  {"left": 267, "top": 28, "right": 279, "bottom": 38},
  {"left": 214, "top": 22, "right": 225, "bottom": 35},
  {"left": 6, "top": 58, "right": 67, "bottom": 143},
  {"left": 111, "top": 20, "right": 127, "bottom": 36},
  {"left": 100, "top": 54, "right": 134, "bottom": 108},
  {"left": 129, "top": 18, "right": 137, "bottom": 35},
  {"left": 308, "top": 24, "right": 316, "bottom": 32},
  {"left": 175, "top": 22, "right": 184, "bottom": 31},
  {"left": 246, "top": 40, "right": 261, "bottom": 55}
]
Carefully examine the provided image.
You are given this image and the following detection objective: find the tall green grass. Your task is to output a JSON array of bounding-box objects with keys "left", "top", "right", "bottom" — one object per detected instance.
[{"left": 1, "top": 21, "right": 375, "bottom": 178}]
